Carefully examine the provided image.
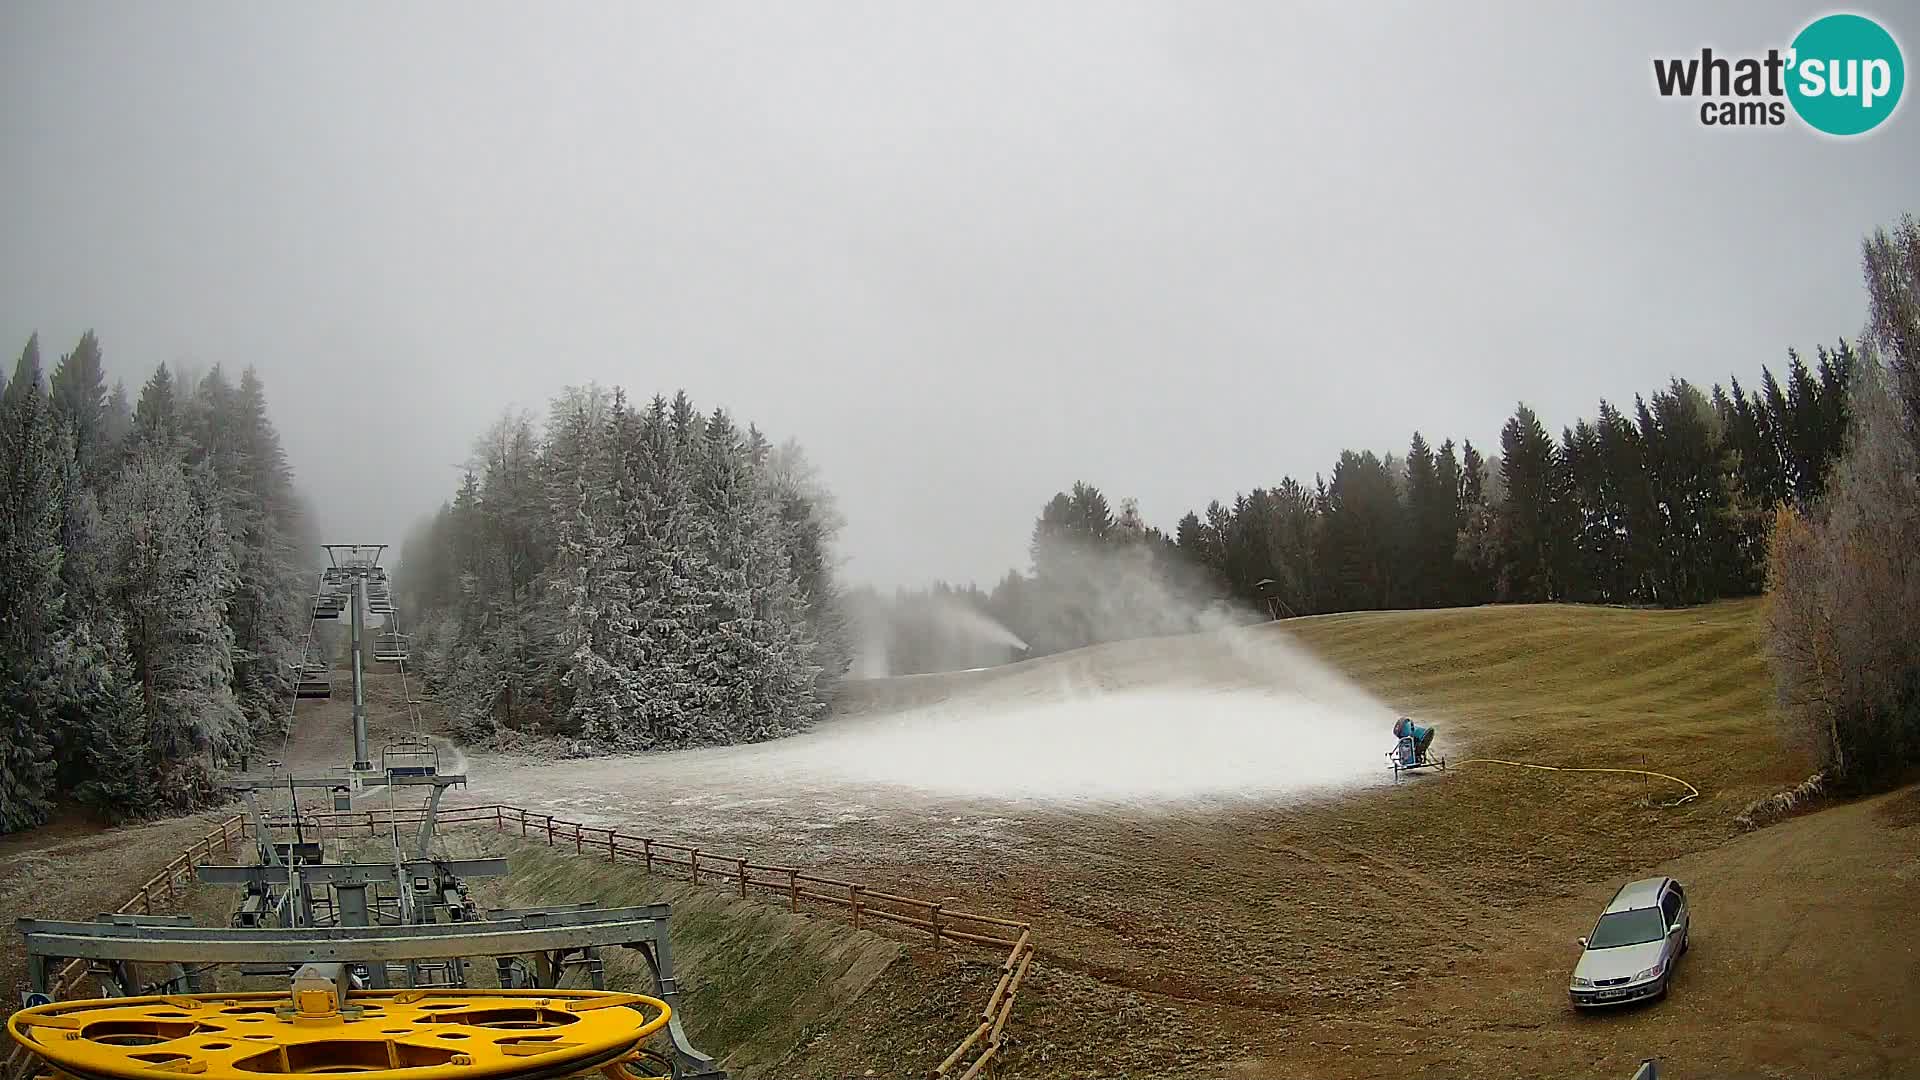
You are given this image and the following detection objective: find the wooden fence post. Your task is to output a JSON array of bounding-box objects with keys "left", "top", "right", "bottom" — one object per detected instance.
[
  {"left": 931, "top": 904, "right": 943, "bottom": 949},
  {"left": 787, "top": 870, "right": 798, "bottom": 912},
  {"left": 690, "top": 850, "right": 701, "bottom": 886},
  {"left": 518, "top": 809, "right": 527, "bottom": 838},
  {"left": 495, "top": 806, "right": 504, "bottom": 833},
  {"left": 544, "top": 815, "right": 554, "bottom": 845},
  {"left": 607, "top": 830, "right": 616, "bottom": 863},
  {"left": 574, "top": 825, "right": 583, "bottom": 855},
  {"left": 643, "top": 839, "right": 654, "bottom": 873},
  {"left": 736, "top": 858, "right": 748, "bottom": 899},
  {"left": 851, "top": 885, "right": 863, "bottom": 930}
]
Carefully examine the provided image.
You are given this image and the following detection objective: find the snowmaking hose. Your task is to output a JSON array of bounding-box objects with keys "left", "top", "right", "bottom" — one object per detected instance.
[{"left": 1451, "top": 758, "right": 1701, "bottom": 808}]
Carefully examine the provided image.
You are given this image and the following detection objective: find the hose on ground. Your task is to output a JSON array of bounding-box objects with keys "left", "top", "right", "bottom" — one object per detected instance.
[{"left": 1451, "top": 757, "right": 1701, "bottom": 808}]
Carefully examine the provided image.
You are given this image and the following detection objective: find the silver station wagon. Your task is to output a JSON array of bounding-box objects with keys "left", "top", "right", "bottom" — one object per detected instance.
[{"left": 1569, "top": 876, "right": 1691, "bottom": 1007}]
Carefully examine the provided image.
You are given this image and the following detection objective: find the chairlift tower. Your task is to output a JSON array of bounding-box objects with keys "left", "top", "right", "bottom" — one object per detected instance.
[{"left": 322, "top": 545, "right": 386, "bottom": 773}]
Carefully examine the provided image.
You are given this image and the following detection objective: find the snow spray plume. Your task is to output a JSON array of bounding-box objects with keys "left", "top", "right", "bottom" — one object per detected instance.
[
  {"left": 847, "top": 586, "right": 1028, "bottom": 677},
  {"left": 1012, "top": 535, "right": 1262, "bottom": 656}
]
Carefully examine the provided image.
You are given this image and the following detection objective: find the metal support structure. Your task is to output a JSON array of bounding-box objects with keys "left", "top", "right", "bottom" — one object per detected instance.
[
  {"left": 23, "top": 905, "right": 671, "bottom": 975},
  {"left": 349, "top": 579, "right": 369, "bottom": 771},
  {"left": 414, "top": 780, "right": 454, "bottom": 858},
  {"left": 19, "top": 907, "right": 725, "bottom": 1077},
  {"left": 195, "top": 858, "right": 508, "bottom": 889}
]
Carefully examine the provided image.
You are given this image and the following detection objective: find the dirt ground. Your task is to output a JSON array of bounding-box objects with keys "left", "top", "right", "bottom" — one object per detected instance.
[
  {"left": 0, "top": 809, "right": 234, "bottom": 1003},
  {"left": 6, "top": 601, "right": 1916, "bottom": 1078}
]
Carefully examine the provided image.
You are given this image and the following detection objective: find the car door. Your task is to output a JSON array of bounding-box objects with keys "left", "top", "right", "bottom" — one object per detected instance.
[{"left": 1659, "top": 885, "right": 1686, "bottom": 965}]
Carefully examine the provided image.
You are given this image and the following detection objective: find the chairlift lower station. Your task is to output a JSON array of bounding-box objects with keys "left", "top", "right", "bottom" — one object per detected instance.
[{"left": 6, "top": 542, "right": 731, "bottom": 1079}]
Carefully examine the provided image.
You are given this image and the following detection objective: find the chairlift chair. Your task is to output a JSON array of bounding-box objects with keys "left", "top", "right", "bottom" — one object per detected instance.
[
  {"left": 371, "top": 632, "right": 410, "bottom": 663},
  {"left": 381, "top": 737, "right": 439, "bottom": 778},
  {"left": 295, "top": 669, "right": 332, "bottom": 698}
]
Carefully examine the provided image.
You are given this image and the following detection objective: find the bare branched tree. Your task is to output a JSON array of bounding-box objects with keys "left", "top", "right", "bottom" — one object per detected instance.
[{"left": 1764, "top": 217, "right": 1920, "bottom": 794}]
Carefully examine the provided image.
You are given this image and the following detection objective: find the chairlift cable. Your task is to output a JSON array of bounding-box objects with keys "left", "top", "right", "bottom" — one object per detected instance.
[{"left": 273, "top": 570, "right": 326, "bottom": 824}]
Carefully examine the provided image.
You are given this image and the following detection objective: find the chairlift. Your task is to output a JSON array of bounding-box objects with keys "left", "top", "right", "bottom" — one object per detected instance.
[
  {"left": 311, "top": 599, "right": 341, "bottom": 620},
  {"left": 371, "top": 632, "right": 410, "bottom": 663},
  {"left": 295, "top": 670, "right": 332, "bottom": 698},
  {"left": 381, "top": 737, "right": 439, "bottom": 778}
]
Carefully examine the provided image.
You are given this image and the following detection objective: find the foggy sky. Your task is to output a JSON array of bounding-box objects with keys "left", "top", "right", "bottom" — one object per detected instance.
[{"left": 4, "top": 3, "right": 1914, "bottom": 588}]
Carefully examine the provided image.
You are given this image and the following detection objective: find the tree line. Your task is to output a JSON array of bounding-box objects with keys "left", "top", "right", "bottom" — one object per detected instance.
[
  {"left": 1, "top": 334, "right": 310, "bottom": 833},
  {"left": 398, "top": 387, "right": 847, "bottom": 750},
  {"left": 1173, "top": 351, "right": 1854, "bottom": 620},
  {"left": 868, "top": 348, "right": 1857, "bottom": 676}
]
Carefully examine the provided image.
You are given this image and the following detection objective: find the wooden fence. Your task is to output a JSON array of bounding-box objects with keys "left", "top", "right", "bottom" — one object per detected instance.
[
  {"left": 6, "top": 804, "right": 1033, "bottom": 1080},
  {"left": 309, "top": 803, "right": 1035, "bottom": 1078}
]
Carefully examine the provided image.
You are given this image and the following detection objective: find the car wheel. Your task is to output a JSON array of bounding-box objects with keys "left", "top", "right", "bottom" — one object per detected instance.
[{"left": 1681, "top": 929, "right": 1690, "bottom": 955}]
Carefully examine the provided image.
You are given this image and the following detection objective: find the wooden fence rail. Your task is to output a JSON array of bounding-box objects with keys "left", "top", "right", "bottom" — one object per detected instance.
[
  {"left": 307, "top": 804, "right": 1030, "bottom": 955},
  {"left": 307, "top": 802, "right": 1035, "bottom": 1075}
]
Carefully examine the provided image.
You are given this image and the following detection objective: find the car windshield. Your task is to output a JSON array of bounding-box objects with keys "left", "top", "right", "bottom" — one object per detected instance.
[{"left": 1587, "top": 908, "right": 1667, "bottom": 949}]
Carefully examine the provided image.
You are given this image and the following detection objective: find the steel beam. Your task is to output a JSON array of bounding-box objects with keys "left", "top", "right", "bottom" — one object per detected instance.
[
  {"left": 195, "top": 859, "right": 510, "bottom": 888},
  {"left": 20, "top": 908, "right": 673, "bottom": 967}
]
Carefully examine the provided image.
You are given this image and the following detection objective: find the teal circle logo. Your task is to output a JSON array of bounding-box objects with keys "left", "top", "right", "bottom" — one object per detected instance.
[{"left": 1787, "top": 14, "right": 1904, "bottom": 135}]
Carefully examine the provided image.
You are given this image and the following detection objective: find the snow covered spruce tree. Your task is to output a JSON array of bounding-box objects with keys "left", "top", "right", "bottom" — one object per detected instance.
[
  {"left": 108, "top": 420, "right": 245, "bottom": 806},
  {"left": 180, "top": 366, "right": 312, "bottom": 745},
  {"left": 543, "top": 386, "right": 646, "bottom": 745},
  {"left": 0, "top": 337, "right": 70, "bottom": 831},
  {"left": 398, "top": 386, "right": 840, "bottom": 751},
  {"left": 689, "top": 408, "right": 824, "bottom": 740},
  {"left": 2, "top": 335, "right": 310, "bottom": 832}
]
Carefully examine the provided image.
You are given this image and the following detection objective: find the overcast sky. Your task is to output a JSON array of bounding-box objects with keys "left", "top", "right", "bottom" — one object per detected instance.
[{"left": 3, "top": 3, "right": 1914, "bottom": 588}]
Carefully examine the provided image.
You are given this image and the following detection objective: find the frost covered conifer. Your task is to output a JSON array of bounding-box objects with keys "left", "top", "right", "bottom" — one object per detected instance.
[
  {"left": 0, "top": 337, "right": 69, "bottom": 830},
  {"left": 107, "top": 442, "right": 245, "bottom": 770}
]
